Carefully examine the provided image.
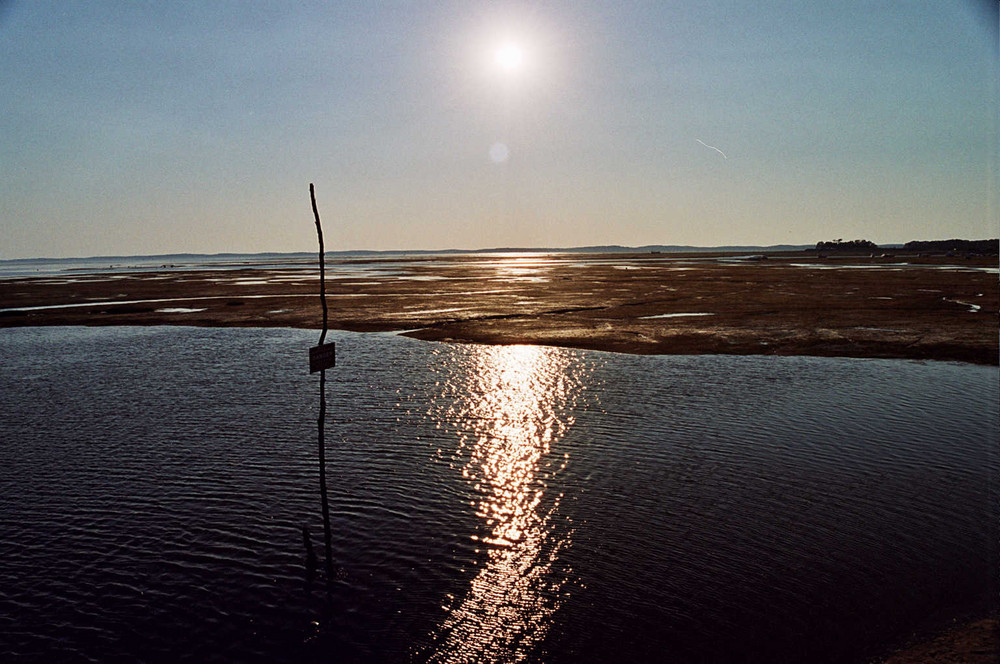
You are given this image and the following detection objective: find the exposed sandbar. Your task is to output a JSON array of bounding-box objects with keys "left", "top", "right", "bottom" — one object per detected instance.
[{"left": 1, "top": 251, "right": 997, "bottom": 365}]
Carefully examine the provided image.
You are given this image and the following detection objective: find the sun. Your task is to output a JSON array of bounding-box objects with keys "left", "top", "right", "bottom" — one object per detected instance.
[{"left": 494, "top": 42, "right": 525, "bottom": 72}]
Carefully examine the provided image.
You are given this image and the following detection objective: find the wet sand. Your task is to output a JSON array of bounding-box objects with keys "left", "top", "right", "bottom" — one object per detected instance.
[
  {"left": 880, "top": 617, "right": 998, "bottom": 664},
  {"left": 1, "top": 251, "right": 997, "bottom": 364}
]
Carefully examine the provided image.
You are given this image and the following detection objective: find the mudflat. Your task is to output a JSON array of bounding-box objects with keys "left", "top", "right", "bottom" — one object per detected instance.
[
  {"left": 881, "top": 617, "right": 999, "bottom": 664},
  {"left": 2, "top": 251, "right": 996, "bottom": 365}
]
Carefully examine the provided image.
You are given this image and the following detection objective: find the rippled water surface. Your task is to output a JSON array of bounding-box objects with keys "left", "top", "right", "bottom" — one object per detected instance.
[{"left": 1, "top": 327, "right": 996, "bottom": 663}]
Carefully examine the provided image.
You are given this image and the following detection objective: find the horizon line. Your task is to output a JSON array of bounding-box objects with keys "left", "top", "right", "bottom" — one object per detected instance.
[{"left": 8, "top": 239, "right": 997, "bottom": 263}]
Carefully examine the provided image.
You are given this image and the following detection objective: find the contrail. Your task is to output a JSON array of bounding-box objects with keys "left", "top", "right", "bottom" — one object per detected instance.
[{"left": 696, "top": 139, "right": 728, "bottom": 160}]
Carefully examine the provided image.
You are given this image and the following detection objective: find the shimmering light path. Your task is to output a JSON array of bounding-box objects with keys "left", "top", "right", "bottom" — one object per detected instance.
[{"left": 425, "top": 346, "right": 583, "bottom": 661}]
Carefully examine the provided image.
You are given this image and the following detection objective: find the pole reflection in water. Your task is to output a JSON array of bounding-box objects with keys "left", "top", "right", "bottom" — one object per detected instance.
[{"left": 427, "top": 345, "right": 585, "bottom": 663}]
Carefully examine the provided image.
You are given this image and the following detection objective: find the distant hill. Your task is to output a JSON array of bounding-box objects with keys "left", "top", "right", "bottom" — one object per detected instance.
[
  {"left": 331, "top": 244, "right": 818, "bottom": 255},
  {"left": 451, "top": 244, "right": 815, "bottom": 254}
]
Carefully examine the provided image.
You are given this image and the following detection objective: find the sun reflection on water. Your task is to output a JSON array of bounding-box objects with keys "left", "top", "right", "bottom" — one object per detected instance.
[{"left": 426, "top": 344, "right": 581, "bottom": 663}]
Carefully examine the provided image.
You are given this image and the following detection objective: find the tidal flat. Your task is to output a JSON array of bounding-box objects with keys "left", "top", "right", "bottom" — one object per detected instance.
[{"left": 1, "top": 250, "right": 997, "bottom": 364}]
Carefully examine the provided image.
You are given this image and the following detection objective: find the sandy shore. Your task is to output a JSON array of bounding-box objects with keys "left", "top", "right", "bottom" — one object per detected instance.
[
  {"left": 1, "top": 251, "right": 997, "bottom": 364},
  {"left": 879, "top": 617, "right": 998, "bottom": 663}
]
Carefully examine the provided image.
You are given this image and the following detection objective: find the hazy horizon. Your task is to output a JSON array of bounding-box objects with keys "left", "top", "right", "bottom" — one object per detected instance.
[
  {"left": 2, "top": 2, "right": 997, "bottom": 260},
  {"left": 8, "top": 237, "right": 1000, "bottom": 265}
]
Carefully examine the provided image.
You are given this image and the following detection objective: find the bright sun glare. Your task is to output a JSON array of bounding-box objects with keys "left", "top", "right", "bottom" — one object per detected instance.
[{"left": 494, "top": 42, "right": 525, "bottom": 72}]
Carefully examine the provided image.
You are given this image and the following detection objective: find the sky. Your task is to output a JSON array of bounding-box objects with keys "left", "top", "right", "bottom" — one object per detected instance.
[{"left": 1, "top": 1, "right": 997, "bottom": 259}]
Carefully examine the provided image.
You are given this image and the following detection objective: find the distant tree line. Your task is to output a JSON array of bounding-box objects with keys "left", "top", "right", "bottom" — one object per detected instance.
[
  {"left": 812, "top": 238, "right": 998, "bottom": 255},
  {"left": 903, "top": 239, "right": 998, "bottom": 254},
  {"left": 814, "top": 239, "right": 878, "bottom": 252}
]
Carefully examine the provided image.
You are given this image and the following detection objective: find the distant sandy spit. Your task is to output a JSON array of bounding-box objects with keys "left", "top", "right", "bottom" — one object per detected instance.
[{"left": 1, "top": 251, "right": 997, "bottom": 365}]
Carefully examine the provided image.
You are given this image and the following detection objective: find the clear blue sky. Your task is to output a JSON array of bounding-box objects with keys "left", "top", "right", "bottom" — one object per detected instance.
[{"left": 1, "top": 1, "right": 996, "bottom": 258}]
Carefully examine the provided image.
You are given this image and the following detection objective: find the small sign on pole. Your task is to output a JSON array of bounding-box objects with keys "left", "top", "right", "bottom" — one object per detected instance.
[{"left": 309, "top": 342, "right": 336, "bottom": 373}]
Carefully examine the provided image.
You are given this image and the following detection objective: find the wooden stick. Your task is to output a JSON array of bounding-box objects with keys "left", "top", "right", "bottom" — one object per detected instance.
[
  {"left": 310, "top": 183, "right": 328, "bottom": 346},
  {"left": 310, "top": 183, "right": 335, "bottom": 583}
]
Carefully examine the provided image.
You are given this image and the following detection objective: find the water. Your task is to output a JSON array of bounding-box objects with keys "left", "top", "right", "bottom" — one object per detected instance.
[
  {"left": 0, "top": 251, "right": 545, "bottom": 279},
  {"left": 1, "top": 327, "right": 996, "bottom": 663}
]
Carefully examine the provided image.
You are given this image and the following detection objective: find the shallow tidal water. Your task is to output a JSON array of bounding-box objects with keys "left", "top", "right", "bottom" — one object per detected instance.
[{"left": 1, "top": 326, "right": 996, "bottom": 663}]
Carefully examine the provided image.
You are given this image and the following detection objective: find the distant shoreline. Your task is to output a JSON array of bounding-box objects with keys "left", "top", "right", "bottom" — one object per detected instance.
[
  {"left": 0, "top": 245, "right": 819, "bottom": 263},
  {"left": 2, "top": 238, "right": 995, "bottom": 265},
  {"left": 2, "top": 250, "right": 997, "bottom": 365}
]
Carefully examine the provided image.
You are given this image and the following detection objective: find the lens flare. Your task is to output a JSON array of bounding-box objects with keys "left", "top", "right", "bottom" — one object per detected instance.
[{"left": 489, "top": 142, "right": 509, "bottom": 163}]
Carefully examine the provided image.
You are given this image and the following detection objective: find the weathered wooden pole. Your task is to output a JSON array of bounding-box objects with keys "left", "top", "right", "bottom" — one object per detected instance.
[
  {"left": 311, "top": 183, "right": 329, "bottom": 346},
  {"left": 309, "top": 182, "right": 335, "bottom": 583}
]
